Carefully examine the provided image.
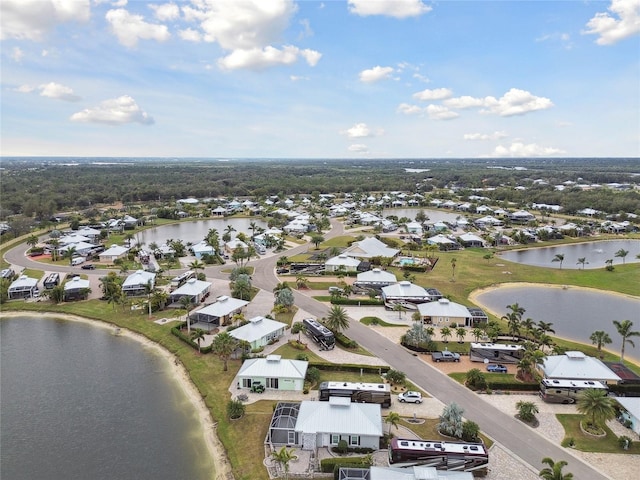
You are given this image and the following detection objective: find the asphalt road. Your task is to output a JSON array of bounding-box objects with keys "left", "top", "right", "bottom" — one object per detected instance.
[{"left": 5, "top": 220, "right": 611, "bottom": 479}]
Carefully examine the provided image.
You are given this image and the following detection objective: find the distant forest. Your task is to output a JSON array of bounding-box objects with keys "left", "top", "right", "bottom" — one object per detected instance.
[{"left": 1, "top": 157, "right": 639, "bottom": 220}]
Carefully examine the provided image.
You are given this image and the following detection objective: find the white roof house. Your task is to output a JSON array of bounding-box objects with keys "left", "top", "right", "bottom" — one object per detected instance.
[
  {"left": 325, "top": 254, "right": 361, "bottom": 273},
  {"left": 99, "top": 244, "right": 129, "bottom": 262},
  {"left": 355, "top": 268, "right": 397, "bottom": 287},
  {"left": 344, "top": 237, "right": 400, "bottom": 259},
  {"left": 295, "top": 397, "right": 383, "bottom": 451},
  {"left": 224, "top": 239, "right": 248, "bottom": 252},
  {"left": 63, "top": 276, "right": 91, "bottom": 300},
  {"left": 169, "top": 278, "right": 211, "bottom": 304},
  {"left": 417, "top": 298, "right": 473, "bottom": 327},
  {"left": 616, "top": 397, "right": 640, "bottom": 436},
  {"left": 59, "top": 233, "right": 92, "bottom": 245},
  {"left": 427, "top": 234, "right": 459, "bottom": 250},
  {"left": 370, "top": 466, "right": 473, "bottom": 480},
  {"left": 457, "top": 233, "right": 486, "bottom": 247},
  {"left": 381, "top": 281, "right": 430, "bottom": 304},
  {"left": 8, "top": 275, "right": 39, "bottom": 299},
  {"left": 229, "top": 316, "right": 287, "bottom": 349},
  {"left": 191, "top": 240, "right": 215, "bottom": 259},
  {"left": 237, "top": 356, "right": 308, "bottom": 391},
  {"left": 122, "top": 270, "right": 156, "bottom": 295},
  {"left": 191, "top": 296, "right": 249, "bottom": 327},
  {"left": 541, "top": 351, "right": 621, "bottom": 384},
  {"left": 58, "top": 241, "right": 96, "bottom": 256}
]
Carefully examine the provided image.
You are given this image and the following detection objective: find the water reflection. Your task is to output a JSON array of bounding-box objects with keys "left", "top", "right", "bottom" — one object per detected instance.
[
  {"left": 474, "top": 285, "right": 640, "bottom": 362},
  {"left": 498, "top": 239, "right": 640, "bottom": 269},
  {"left": 138, "top": 218, "right": 268, "bottom": 245}
]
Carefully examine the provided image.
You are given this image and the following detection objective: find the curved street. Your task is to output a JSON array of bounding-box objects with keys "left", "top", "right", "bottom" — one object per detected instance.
[{"left": 4, "top": 218, "right": 612, "bottom": 479}]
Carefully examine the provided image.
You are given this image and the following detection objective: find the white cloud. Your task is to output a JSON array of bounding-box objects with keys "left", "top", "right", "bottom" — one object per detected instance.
[
  {"left": 492, "top": 142, "right": 565, "bottom": 157},
  {"left": 425, "top": 104, "right": 458, "bottom": 120},
  {"left": 536, "top": 32, "right": 574, "bottom": 50},
  {"left": 106, "top": 8, "right": 170, "bottom": 48},
  {"left": 413, "top": 88, "right": 453, "bottom": 101},
  {"left": 348, "top": 144, "right": 369, "bottom": 153},
  {"left": 397, "top": 103, "right": 424, "bottom": 115},
  {"left": 290, "top": 75, "right": 309, "bottom": 81},
  {"left": 0, "top": 0, "right": 90, "bottom": 41},
  {"left": 39, "top": 82, "right": 81, "bottom": 101},
  {"left": 348, "top": 0, "right": 431, "bottom": 18},
  {"left": 70, "top": 95, "right": 154, "bottom": 125},
  {"left": 14, "top": 85, "right": 35, "bottom": 93},
  {"left": 412, "top": 73, "right": 430, "bottom": 83},
  {"left": 149, "top": 3, "right": 180, "bottom": 22},
  {"left": 179, "top": 28, "right": 202, "bottom": 42},
  {"left": 217, "top": 45, "right": 321, "bottom": 71},
  {"left": 583, "top": 0, "right": 640, "bottom": 45},
  {"left": 359, "top": 66, "right": 394, "bottom": 83},
  {"left": 11, "top": 47, "right": 25, "bottom": 62},
  {"left": 444, "top": 89, "right": 553, "bottom": 116},
  {"left": 342, "top": 123, "right": 379, "bottom": 138},
  {"left": 464, "top": 131, "right": 508, "bottom": 141}
]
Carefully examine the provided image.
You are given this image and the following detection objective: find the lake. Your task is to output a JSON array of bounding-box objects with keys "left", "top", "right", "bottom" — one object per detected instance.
[
  {"left": 473, "top": 285, "right": 640, "bottom": 363},
  {"left": 138, "top": 217, "right": 268, "bottom": 246},
  {"left": 497, "top": 239, "right": 640, "bottom": 269},
  {"left": 0, "top": 316, "right": 216, "bottom": 480}
]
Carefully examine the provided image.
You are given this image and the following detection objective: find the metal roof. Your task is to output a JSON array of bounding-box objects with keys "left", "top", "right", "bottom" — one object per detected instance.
[
  {"left": 295, "top": 399, "right": 382, "bottom": 437},
  {"left": 542, "top": 352, "right": 621, "bottom": 382},
  {"left": 237, "top": 357, "right": 308, "bottom": 380},
  {"left": 417, "top": 298, "right": 471, "bottom": 318},
  {"left": 194, "top": 296, "right": 248, "bottom": 317},
  {"left": 170, "top": 278, "right": 211, "bottom": 296},
  {"left": 229, "top": 316, "right": 287, "bottom": 343}
]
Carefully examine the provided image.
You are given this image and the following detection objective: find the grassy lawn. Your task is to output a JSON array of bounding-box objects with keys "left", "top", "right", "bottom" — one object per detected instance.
[
  {"left": 360, "top": 317, "right": 397, "bottom": 327},
  {"left": 320, "top": 235, "right": 357, "bottom": 248},
  {"left": 315, "top": 369, "right": 383, "bottom": 387},
  {"left": 271, "top": 342, "right": 326, "bottom": 362},
  {"left": 556, "top": 414, "right": 640, "bottom": 454},
  {"left": 391, "top": 417, "right": 493, "bottom": 448}
]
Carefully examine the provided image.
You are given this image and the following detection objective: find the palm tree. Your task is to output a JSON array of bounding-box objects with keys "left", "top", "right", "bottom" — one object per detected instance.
[
  {"left": 552, "top": 254, "right": 565, "bottom": 269},
  {"left": 539, "top": 457, "right": 573, "bottom": 480},
  {"left": 440, "top": 326, "right": 452, "bottom": 343},
  {"left": 49, "top": 238, "right": 61, "bottom": 261},
  {"left": 577, "top": 388, "right": 616, "bottom": 431},
  {"left": 536, "top": 321, "right": 555, "bottom": 336},
  {"left": 471, "top": 327, "right": 484, "bottom": 342},
  {"left": 456, "top": 327, "right": 467, "bottom": 343},
  {"left": 191, "top": 329, "right": 205, "bottom": 353},
  {"left": 393, "top": 303, "right": 406, "bottom": 319},
  {"left": 385, "top": 411, "right": 401, "bottom": 434},
  {"left": 249, "top": 221, "right": 258, "bottom": 241},
  {"left": 325, "top": 305, "right": 350, "bottom": 334},
  {"left": 270, "top": 446, "right": 297, "bottom": 480},
  {"left": 189, "top": 259, "right": 205, "bottom": 275},
  {"left": 63, "top": 246, "right": 77, "bottom": 265},
  {"left": 516, "top": 400, "right": 539, "bottom": 423},
  {"left": 26, "top": 234, "right": 38, "bottom": 250},
  {"left": 143, "top": 280, "right": 154, "bottom": 318},
  {"left": 615, "top": 248, "right": 629, "bottom": 264},
  {"left": 613, "top": 319, "right": 640, "bottom": 362},
  {"left": 521, "top": 318, "right": 536, "bottom": 340},
  {"left": 180, "top": 296, "right": 193, "bottom": 333},
  {"left": 576, "top": 257, "right": 588, "bottom": 269},
  {"left": 589, "top": 330, "right": 612, "bottom": 358},
  {"left": 450, "top": 257, "right": 457, "bottom": 281},
  {"left": 211, "top": 332, "right": 239, "bottom": 371}
]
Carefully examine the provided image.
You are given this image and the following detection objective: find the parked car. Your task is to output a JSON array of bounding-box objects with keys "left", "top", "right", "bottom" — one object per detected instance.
[
  {"left": 81, "top": 264, "right": 96, "bottom": 270},
  {"left": 328, "top": 286, "right": 344, "bottom": 294},
  {"left": 276, "top": 267, "right": 289, "bottom": 274},
  {"left": 486, "top": 364, "right": 508, "bottom": 373},
  {"left": 398, "top": 391, "right": 423, "bottom": 403},
  {"left": 431, "top": 351, "right": 460, "bottom": 362}
]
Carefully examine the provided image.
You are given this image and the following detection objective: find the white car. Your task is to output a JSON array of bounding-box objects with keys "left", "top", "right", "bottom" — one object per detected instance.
[{"left": 398, "top": 391, "right": 423, "bottom": 403}]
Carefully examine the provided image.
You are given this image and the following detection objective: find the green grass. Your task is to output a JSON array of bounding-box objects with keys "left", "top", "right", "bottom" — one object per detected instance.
[
  {"left": 360, "top": 316, "right": 397, "bottom": 327},
  {"left": 315, "top": 370, "right": 383, "bottom": 387},
  {"left": 449, "top": 371, "right": 517, "bottom": 385},
  {"left": 271, "top": 342, "right": 326, "bottom": 362},
  {"left": 320, "top": 235, "right": 357, "bottom": 248},
  {"left": 556, "top": 414, "right": 640, "bottom": 454},
  {"left": 392, "top": 418, "right": 493, "bottom": 449}
]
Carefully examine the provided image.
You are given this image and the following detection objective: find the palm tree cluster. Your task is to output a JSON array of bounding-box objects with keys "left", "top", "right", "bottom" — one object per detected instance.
[{"left": 500, "top": 303, "right": 556, "bottom": 351}]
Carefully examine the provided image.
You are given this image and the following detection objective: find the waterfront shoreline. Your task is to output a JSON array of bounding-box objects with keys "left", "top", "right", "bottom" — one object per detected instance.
[{"left": 0, "top": 311, "right": 234, "bottom": 480}]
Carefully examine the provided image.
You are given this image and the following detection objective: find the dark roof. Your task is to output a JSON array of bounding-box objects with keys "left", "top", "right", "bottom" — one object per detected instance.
[{"left": 604, "top": 362, "right": 640, "bottom": 384}]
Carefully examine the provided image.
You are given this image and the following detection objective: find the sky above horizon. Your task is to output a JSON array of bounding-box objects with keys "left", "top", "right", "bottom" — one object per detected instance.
[{"left": 1, "top": 0, "right": 639, "bottom": 159}]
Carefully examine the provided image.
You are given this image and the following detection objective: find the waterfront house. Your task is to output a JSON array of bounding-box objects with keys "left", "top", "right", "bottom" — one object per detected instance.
[
  {"left": 8, "top": 275, "right": 39, "bottom": 299},
  {"left": 169, "top": 278, "right": 211, "bottom": 305},
  {"left": 540, "top": 351, "right": 621, "bottom": 384},
  {"left": 417, "top": 298, "right": 474, "bottom": 326},
  {"left": 236, "top": 355, "right": 307, "bottom": 391},
  {"left": 63, "top": 276, "right": 91, "bottom": 301},
  {"left": 381, "top": 281, "right": 431, "bottom": 305},
  {"left": 122, "top": 270, "right": 156, "bottom": 296},
  {"left": 354, "top": 268, "right": 397, "bottom": 290},
  {"left": 228, "top": 316, "right": 287, "bottom": 350},
  {"left": 190, "top": 295, "right": 249, "bottom": 329},
  {"left": 99, "top": 244, "right": 129, "bottom": 263},
  {"left": 344, "top": 236, "right": 400, "bottom": 260}
]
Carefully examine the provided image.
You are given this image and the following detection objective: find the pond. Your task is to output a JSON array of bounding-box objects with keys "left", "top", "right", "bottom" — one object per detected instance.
[
  {"left": 497, "top": 239, "right": 640, "bottom": 270},
  {"left": 138, "top": 217, "right": 269, "bottom": 246},
  {"left": 473, "top": 284, "right": 640, "bottom": 363}
]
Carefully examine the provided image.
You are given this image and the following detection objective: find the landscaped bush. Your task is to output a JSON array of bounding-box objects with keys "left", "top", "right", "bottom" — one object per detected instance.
[
  {"left": 465, "top": 369, "right": 487, "bottom": 391},
  {"left": 334, "top": 331, "right": 358, "bottom": 349},
  {"left": 330, "top": 297, "right": 384, "bottom": 306},
  {"left": 336, "top": 439, "right": 348, "bottom": 454},
  {"left": 320, "top": 456, "right": 369, "bottom": 475},
  {"left": 288, "top": 339, "right": 307, "bottom": 350},
  {"left": 462, "top": 420, "right": 480, "bottom": 442},
  {"left": 226, "top": 399, "right": 245, "bottom": 419},
  {"left": 618, "top": 435, "right": 633, "bottom": 450},
  {"left": 385, "top": 369, "right": 406, "bottom": 386},
  {"left": 308, "top": 361, "right": 390, "bottom": 375}
]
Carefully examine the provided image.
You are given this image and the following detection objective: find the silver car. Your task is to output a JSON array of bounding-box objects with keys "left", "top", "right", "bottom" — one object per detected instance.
[{"left": 398, "top": 391, "right": 423, "bottom": 403}]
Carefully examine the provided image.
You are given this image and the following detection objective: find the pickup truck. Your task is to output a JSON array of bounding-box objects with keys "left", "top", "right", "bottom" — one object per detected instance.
[{"left": 431, "top": 351, "right": 460, "bottom": 362}]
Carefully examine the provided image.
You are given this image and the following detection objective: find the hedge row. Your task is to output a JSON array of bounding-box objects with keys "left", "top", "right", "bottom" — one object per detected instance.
[
  {"left": 485, "top": 381, "right": 538, "bottom": 392},
  {"left": 610, "top": 383, "right": 640, "bottom": 397},
  {"left": 334, "top": 331, "right": 358, "bottom": 349},
  {"left": 171, "top": 324, "right": 213, "bottom": 354},
  {"left": 309, "top": 361, "right": 390, "bottom": 375},
  {"left": 319, "top": 456, "right": 370, "bottom": 474},
  {"left": 330, "top": 298, "right": 384, "bottom": 306}
]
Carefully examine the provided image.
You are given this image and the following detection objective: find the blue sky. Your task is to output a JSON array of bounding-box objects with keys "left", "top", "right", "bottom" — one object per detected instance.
[{"left": 1, "top": 0, "right": 639, "bottom": 158}]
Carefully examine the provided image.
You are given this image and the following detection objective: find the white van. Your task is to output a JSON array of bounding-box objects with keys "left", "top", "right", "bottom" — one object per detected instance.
[{"left": 71, "top": 257, "right": 86, "bottom": 266}]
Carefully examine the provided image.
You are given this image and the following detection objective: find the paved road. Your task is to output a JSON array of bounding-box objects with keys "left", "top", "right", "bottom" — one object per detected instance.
[{"left": 5, "top": 220, "right": 611, "bottom": 479}]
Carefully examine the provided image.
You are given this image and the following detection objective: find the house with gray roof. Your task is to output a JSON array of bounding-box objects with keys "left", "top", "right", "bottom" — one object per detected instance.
[
  {"left": 191, "top": 295, "right": 249, "bottom": 328},
  {"left": 540, "top": 351, "right": 621, "bottom": 384},
  {"left": 381, "top": 281, "right": 431, "bottom": 304},
  {"left": 616, "top": 397, "right": 640, "bottom": 436},
  {"left": 169, "top": 278, "right": 211, "bottom": 305},
  {"left": 236, "top": 355, "right": 307, "bottom": 391},
  {"left": 354, "top": 268, "right": 397, "bottom": 289},
  {"left": 122, "top": 270, "right": 155, "bottom": 296},
  {"left": 99, "top": 244, "right": 129, "bottom": 263},
  {"left": 229, "top": 316, "right": 287, "bottom": 350},
  {"left": 325, "top": 254, "right": 361, "bottom": 273},
  {"left": 63, "top": 276, "right": 91, "bottom": 301}
]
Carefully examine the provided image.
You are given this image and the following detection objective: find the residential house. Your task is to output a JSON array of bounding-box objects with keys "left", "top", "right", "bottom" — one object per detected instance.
[
  {"left": 325, "top": 254, "right": 361, "bottom": 273},
  {"left": 426, "top": 234, "right": 460, "bottom": 250},
  {"left": 381, "top": 281, "right": 431, "bottom": 305},
  {"left": 122, "top": 270, "right": 156, "bottom": 296},
  {"left": 169, "top": 278, "right": 212, "bottom": 305},
  {"left": 229, "top": 317, "right": 287, "bottom": 350},
  {"left": 540, "top": 351, "right": 621, "bottom": 384},
  {"left": 616, "top": 398, "right": 640, "bottom": 436},
  {"left": 457, "top": 233, "right": 486, "bottom": 248},
  {"left": 8, "top": 275, "right": 39, "bottom": 299},
  {"left": 63, "top": 276, "right": 91, "bottom": 301},
  {"left": 99, "top": 244, "right": 129, "bottom": 263},
  {"left": 236, "top": 355, "right": 307, "bottom": 391},
  {"left": 191, "top": 240, "right": 215, "bottom": 259},
  {"left": 190, "top": 295, "right": 249, "bottom": 329},
  {"left": 354, "top": 268, "right": 397, "bottom": 290},
  {"left": 344, "top": 237, "right": 400, "bottom": 260},
  {"left": 224, "top": 239, "right": 248, "bottom": 254},
  {"left": 417, "top": 298, "right": 474, "bottom": 326},
  {"left": 342, "top": 466, "right": 473, "bottom": 480}
]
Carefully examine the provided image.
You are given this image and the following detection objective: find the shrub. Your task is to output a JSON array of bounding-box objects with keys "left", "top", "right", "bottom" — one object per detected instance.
[
  {"left": 462, "top": 420, "right": 480, "bottom": 442},
  {"left": 296, "top": 353, "right": 309, "bottom": 361},
  {"left": 336, "top": 440, "right": 349, "bottom": 454},
  {"left": 306, "top": 367, "right": 320, "bottom": 385},
  {"left": 227, "top": 399, "right": 245, "bottom": 419},
  {"left": 385, "top": 369, "right": 406, "bottom": 386},
  {"left": 618, "top": 436, "right": 633, "bottom": 450},
  {"left": 465, "top": 369, "right": 487, "bottom": 391},
  {"left": 288, "top": 339, "right": 307, "bottom": 350}
]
